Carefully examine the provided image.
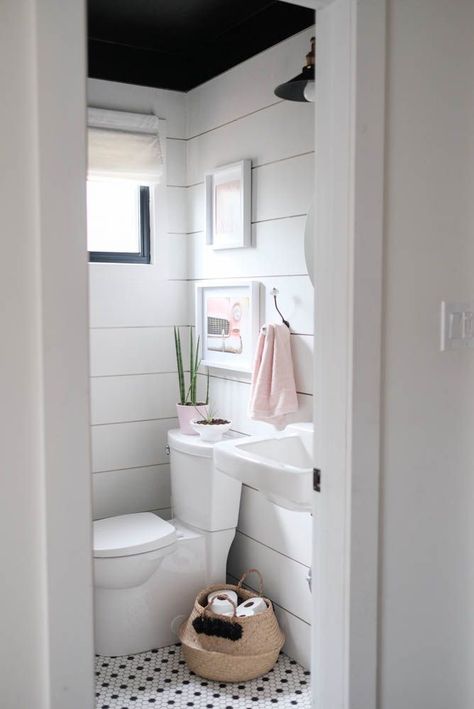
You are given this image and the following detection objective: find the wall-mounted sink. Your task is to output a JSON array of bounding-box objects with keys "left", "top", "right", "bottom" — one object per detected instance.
[{"left": 214, "top": 423, "right": 313, "bottom": 512}]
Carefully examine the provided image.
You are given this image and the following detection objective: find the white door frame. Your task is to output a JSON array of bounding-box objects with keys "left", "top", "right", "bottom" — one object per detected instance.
[
  {"left": 1, "top": 1, "right": 94, "bottom": 707},
  {"left": 2, "top": 0, "right": 385, "bottom": 705},
  {"left": 312, "top": 1, "right": 386, "bottom": 708}
]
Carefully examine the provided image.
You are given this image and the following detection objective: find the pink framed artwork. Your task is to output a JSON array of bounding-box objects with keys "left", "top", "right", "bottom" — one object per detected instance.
[
  {"left": 205, "top": 160, "right": 252, "bottom": 250},
  {"left": 195, "top": 281, "right": 260, "bottom": 372}
]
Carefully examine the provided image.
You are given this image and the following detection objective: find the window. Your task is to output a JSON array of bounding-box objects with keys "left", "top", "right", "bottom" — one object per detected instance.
[
  {"left": 87, "top": 181, "right": 151, "bottom": 264},
  {"left": 86, "top": 107, "right": 164, "bottom": 265}
]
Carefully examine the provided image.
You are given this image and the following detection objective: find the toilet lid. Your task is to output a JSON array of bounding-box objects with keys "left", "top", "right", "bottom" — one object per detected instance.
[{"left": 94, "top": 512, "right": 176, "bottom": 558}]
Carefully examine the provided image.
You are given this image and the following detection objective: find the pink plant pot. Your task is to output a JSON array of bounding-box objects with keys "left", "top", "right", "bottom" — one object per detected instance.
[{"left": 176, "top": 404, "right": 209, "bottom": 435}]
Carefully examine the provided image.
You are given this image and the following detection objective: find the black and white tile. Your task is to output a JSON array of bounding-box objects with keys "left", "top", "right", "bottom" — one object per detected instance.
[{"left": 95, "top": 644, "right": 311, "bottom": 709}]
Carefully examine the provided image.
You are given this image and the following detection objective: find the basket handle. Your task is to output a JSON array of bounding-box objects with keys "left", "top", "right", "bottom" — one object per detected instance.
[
  {"left": 203, "top": 594, "right": 238, "bottom": 619},
  {"left": 237, "top": 568, "right": 264, "bottom": 596}
]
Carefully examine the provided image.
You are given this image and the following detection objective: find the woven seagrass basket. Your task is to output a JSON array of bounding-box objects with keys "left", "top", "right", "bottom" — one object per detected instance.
[{"left": 179, "top": 569, "right": 285, "bottom": 683}]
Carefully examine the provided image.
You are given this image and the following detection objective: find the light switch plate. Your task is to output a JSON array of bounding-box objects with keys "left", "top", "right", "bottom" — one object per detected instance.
[{"left": 441, "top": 301, "right": 474, "bottom": 351}]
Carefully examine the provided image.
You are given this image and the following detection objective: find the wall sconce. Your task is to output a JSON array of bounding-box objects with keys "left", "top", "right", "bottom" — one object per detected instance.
[{"left": 274, "top": 36, "right": 315, "bottom": 102}]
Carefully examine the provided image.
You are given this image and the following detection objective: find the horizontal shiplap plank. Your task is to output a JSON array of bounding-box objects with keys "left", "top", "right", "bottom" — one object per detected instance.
[
  {"left": 92, "top": 465, "right": 171, "bottom": 520},
  {"left": 91, "top": 418, "right": 177, "bottom": 472},
  {"left": 205, "top": 374, "right": 312, "bottom": 436},
  {"left": 186, "top": 27, "right": 314, "bottom": 138},
  {"left": 90, "top": 373, "right": 179, "bottom": 425},
  {"left": 228, "top": 532, "right": 311, "bottom": 623},
  {"left": 187, "top": 154, "right": 313, "bottom": 234},
  {"left": 291, "top": 335, "right": 314, "bottom": 395},
  {"left": 89, "top": 268, "right": 188, "bottom": 327},
  {"left": 187, "top": 183, "right": 205, "bottom": 234},
  {"left": 252, "top": 153, "right": 314, "bottom": 224},
  {"left": 187, "top": 216, "right": 307, "bottom": 280},
  {"left": 237, "top": 486, "right": 312, "bottom": 567},
  {"left": 167, "top": 234, "right": 188, "bottom": 280},
  {"left": 90, "top": 326, "right": 187, "bottom": 377},
  {"left": 274, "top": 604, "right": 311, "bottom": 670},
  {"left": 186, "top": 100, "right": 314, "bottom": 186},
  {"left": 166, "top": 138, "right": 186, "bottom": 187},
  {"left": 261, "top": 276, "right": 314, "bottom": 335},
  {"left": 167, "top": 187, "right": 188, "bottom": 234}
]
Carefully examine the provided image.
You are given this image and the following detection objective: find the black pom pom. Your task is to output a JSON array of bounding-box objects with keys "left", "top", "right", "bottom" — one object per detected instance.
[
  {"left": 208, "top": 617, "right": 219, "bottom": 635},
  {"left": 192, "top": 617, "right": 205, "bottom": 634},
  {"left": 228, "top": 623, "right": 243, "bottom": 641},
  {"left": 192, "top": 615, "right": 243, "bottom": 641}
]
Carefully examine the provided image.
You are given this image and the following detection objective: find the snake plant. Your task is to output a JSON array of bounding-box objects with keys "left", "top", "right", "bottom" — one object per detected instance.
[{"left": 174, "top": 326, "right": 209, "bottom": 406}]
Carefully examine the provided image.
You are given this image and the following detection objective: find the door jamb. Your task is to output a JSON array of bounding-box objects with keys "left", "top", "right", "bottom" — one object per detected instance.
[{"left": 312, "top": 1, "right": 386, "bottom": 707}]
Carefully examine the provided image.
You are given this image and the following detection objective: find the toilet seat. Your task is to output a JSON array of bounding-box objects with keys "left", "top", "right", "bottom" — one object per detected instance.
[{"left": 94, "top": 512, "right": 176, "bottom": 558}]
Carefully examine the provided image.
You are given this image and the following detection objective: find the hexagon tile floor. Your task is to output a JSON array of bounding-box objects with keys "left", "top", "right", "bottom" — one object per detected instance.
[{"left": 95, "top": 643, "right": 311, "bottom": 709}]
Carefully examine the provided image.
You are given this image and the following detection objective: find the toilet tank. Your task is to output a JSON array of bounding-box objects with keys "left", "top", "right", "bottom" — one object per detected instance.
[{"left": 167, "top": 430, "right": 242, "bottom": 532}]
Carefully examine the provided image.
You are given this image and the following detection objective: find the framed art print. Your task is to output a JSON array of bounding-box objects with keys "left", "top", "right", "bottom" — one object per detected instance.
[
  {"left": 195, "top": 281, "right": 260, "bottom": 372},
  {"left": 205, "top": 160, "right": 251, "bottom": 250}
]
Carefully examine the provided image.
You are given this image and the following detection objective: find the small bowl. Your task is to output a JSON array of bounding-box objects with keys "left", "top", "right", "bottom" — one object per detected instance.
[{"left": 190, "top": 419, "right": 232, "bottom": 442}]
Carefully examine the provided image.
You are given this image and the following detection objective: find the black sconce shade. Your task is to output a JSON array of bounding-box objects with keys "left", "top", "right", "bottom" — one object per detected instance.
[{"left": 274, "top": 37, "right": 315, "bottom": 102}]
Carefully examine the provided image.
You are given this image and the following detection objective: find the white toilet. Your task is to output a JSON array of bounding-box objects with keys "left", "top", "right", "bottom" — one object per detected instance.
[{"left": 93, "top": 429, "right": 242, "bottom": 656}]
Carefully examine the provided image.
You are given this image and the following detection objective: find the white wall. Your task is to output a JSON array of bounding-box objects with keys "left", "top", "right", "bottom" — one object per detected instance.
[
  {"left": 0, "top": 1, "right": 94, "bottom": 707},
  {"left": 87, "top": 80, "right": 189, "bottom": 521},
  {"left": 379, "top": 1, "right": 474, "bottom": 707},
  {"left": 186, "top": 27, "right": 315, "bottom": 668}
]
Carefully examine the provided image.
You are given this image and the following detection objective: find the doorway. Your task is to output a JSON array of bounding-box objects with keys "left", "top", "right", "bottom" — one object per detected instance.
[
  {"left": 88, "top": 2, "right": 316, "bottom": 704},
  {"left": 0, "top": 0, "right": 386, "bottom": 707}
]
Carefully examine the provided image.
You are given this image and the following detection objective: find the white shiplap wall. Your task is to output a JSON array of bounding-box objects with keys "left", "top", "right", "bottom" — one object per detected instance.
[
  {"left": 87, "top": 79, "right": 188, "bottom": 521},
  {"left": 186, "top": 27, "right": 315, "bottom": 668}
]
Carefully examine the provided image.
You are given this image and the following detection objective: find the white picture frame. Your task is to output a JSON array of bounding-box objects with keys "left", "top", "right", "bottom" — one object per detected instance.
[
  {"left": 195, "top": 281, "right": 260, "bottom": 373},
  {"left": 205, "top": 160, "right": 252, "bottom": 250}
]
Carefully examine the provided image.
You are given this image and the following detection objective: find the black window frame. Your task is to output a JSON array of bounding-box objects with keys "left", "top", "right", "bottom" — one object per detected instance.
[{"left": 88, "top": 185, "right": 151, "bottom": 264}]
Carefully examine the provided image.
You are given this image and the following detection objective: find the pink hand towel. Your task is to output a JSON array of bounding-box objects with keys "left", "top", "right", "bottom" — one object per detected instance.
[{"left": 248, "top": 323, "right": 298, "bottom": 429}]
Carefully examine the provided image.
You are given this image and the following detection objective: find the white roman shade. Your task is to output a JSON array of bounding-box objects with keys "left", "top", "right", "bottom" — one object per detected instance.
[{"left": 87, "top": 108, "right": 164, "bottom": 184}]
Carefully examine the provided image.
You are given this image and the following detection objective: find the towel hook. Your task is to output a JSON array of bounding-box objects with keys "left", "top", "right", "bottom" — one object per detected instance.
[{"left": 271, "top": 288, "right": 290, "bottom": 329}]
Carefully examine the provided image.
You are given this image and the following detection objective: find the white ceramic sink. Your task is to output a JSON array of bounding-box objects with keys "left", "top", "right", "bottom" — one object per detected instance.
[{"left": 213, "top": 423, "right": 313, "bottom": 512}]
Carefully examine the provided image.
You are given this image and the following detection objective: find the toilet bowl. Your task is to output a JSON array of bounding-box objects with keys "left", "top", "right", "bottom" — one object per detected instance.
[{"left": 93, "top": 429, "right": 242, "bottom": 657}]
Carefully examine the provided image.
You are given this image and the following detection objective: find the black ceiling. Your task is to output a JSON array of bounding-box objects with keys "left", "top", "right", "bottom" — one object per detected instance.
[{"left": 88, "top": 1, "right": 314, "bottom": 92}]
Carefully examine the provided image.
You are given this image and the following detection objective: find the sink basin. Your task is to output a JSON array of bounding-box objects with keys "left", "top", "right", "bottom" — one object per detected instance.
[{"left": 213, "top": 423, "right": 313, "bottom": 512}]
